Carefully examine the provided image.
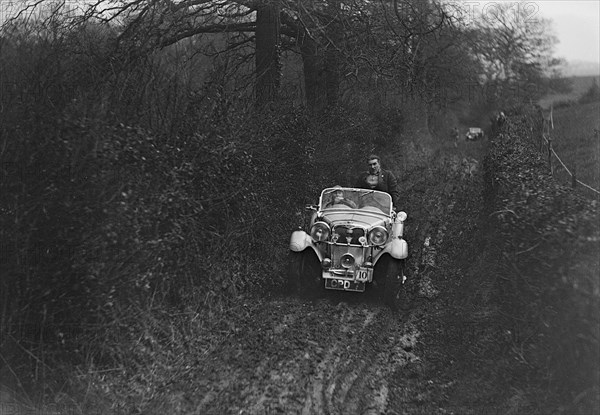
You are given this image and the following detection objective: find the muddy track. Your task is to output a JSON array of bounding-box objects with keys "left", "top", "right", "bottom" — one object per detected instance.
[
  {"left": 189, "top": 203, "right": 447, "bottom": 415},
  {"left": 191, "top": 297, "right": 424, "bottom": 415},
  {"left": 300, "top": 304, "right": 420, "bottom": 415},
  {"left": 183, "top": 154, "right": 477, "bottom": 415}
]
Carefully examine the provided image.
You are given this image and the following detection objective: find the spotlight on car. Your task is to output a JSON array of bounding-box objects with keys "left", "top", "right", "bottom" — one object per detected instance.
[
  {"left": 396, "top": 211, "right": 407, "bottom": 222},
  {"left": 322, "top": 258, "right": 332, "bottom": 269},
  {"left": 340, "top": 253, "right": 355, "bottom": 268}
]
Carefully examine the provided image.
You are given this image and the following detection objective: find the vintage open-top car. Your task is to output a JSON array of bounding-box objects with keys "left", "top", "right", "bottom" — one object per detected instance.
[
  {"left": 465, "top": 127, "right": 484, "bottom": 141},
  {"left": 289, "top": 186, "right": 408, "bottom": 308}
]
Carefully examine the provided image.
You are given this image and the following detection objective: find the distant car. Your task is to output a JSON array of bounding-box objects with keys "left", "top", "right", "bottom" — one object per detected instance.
[
  {"left": 288, "top": 187, "right": 409, "bottom": 308},
  {"left": 465, "top": 127, "right": 484, "bottom": 141}
]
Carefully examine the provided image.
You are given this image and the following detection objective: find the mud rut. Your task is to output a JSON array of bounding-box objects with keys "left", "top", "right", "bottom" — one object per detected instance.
[
  {"left": 190, "top": 157, "right": 476, "bottom": 415},
  {"left": 298, "top": 305, "right": 420, "bottom": 415},
  {"left": 194, "top": 298, "right": 425, "bottom": 415}
]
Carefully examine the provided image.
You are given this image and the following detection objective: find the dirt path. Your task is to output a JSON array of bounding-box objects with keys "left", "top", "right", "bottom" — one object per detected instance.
[
  {"left": 165, "top": 145, "right": 489, "bottom": 414},
  {"left": 184, "top": 297, "right": 421, "bottom": 414}
]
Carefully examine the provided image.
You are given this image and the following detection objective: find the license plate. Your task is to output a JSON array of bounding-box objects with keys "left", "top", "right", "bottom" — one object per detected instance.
[{"left": 325, "top": 279, "right": 366, "bottom": 292}]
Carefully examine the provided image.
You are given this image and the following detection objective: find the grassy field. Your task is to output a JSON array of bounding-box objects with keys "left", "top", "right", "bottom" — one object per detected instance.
[
  {"left": 548, "top": 100, "right": 600, "bottom": 195},
  {"left": 538, "top": 75, "right": 600, "bottom": 108}
]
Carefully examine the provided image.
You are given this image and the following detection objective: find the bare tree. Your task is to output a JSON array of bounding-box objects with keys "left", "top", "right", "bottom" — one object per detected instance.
[
  {"left": 2, "top": 0, "right": 491, "bottom": 111},
  {"left": 466, "top": 2, "right": 561, "bottom": 103},
  {"left": 255, "top": 1, "right": 280, "bottom": 105}
]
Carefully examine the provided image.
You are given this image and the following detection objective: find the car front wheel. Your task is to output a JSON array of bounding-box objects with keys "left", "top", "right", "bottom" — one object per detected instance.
[
  {"left": 377, "top": 255, "right": 408, "bottom": 310},
  {"left": 287, "top": 249, "right": 322, "bottom": 297}
]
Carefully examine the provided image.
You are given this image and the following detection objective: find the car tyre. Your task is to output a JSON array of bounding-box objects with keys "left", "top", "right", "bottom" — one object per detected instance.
[
  {"left": 287, "top": 251, "right": 303, "bottom": 293},
  {"left": 288, "top": 249, "right": 322, "bottom": 297},
  {"left": 377, "top": 256, "right": 408, "bottom": 310}
]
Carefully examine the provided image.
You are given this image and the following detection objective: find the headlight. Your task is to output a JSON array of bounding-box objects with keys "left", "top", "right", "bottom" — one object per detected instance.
[
  {"left": 368, "top": 226, "right": 388, "bottom": 246},
  {"left": 310, "top": 221, "right": 331, "bottom": 242},
  {"left": 396, "top": 211, "right": 407, "bottom": 222}
]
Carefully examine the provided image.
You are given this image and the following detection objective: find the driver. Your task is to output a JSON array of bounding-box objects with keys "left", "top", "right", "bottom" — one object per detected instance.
[{"left": 325, "top": 185, "right": 357, "bottom": 208}]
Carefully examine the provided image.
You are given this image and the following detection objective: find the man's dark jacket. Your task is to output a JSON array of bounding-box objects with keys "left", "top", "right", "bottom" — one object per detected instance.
[{"left": 355, "top": 169, "right": 400, "bottom": 209}]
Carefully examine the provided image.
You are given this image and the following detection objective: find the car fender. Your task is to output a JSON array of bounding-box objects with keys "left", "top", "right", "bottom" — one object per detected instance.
[
  {"left": 382, "top": 237, "right": 408, "bottom": 259},
  {"left": 290, "top": 230, "right": 324, "bottom": 260},
  {"left": 290, "top": 229, "right": 310, "bottom": 252}
]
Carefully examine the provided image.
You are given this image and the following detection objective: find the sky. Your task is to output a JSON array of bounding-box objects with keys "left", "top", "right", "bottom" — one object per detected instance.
[{"left": 505, "top": 0, "right": 599, "bottom": 64}]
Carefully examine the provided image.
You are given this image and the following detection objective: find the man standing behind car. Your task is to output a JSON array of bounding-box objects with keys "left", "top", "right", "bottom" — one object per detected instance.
[{"left": 355, "top": 154, "right": 400, "bottom": 210}]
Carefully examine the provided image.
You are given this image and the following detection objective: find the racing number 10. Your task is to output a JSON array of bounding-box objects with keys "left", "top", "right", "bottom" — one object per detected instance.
[{"left": 355, "top": 270, "right": 368, "bottom": 282}]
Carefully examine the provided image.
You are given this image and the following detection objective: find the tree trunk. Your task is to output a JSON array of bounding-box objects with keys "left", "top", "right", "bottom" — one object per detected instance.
[
  {"left": 324, "top": 0, "right": 341, "bottom": 108},
  {"left": 255, "top": 1, "right": 281, "bottom": 106},
  {"left": 324, "top": 50, "right": 340, "bottom": 108},
  {"left": 300, "top": 34, "right": 326, "bottom": 112}
]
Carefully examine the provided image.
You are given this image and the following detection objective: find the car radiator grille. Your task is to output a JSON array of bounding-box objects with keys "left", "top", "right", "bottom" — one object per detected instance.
[{"left": 332, "top": 226, "right": 365, "bottom": 245}]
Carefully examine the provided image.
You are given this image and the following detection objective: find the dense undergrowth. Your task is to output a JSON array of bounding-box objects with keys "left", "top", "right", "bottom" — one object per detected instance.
[
  {"left": 484, "top": 107, "right": 600, "bottom": 413},
  {"left": 0, "top": 20, "right": 401, "bottom": 404}
]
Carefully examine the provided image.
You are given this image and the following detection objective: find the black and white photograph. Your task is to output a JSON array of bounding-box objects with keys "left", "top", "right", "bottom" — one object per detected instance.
[{"left": 0, "top": 0, "right": 598, "bottom": 413}]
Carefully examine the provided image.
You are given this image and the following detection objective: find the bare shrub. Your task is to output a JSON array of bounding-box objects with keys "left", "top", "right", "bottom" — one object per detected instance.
[{"left": 484, "top": 106, "right": 600, "bottom": 413}]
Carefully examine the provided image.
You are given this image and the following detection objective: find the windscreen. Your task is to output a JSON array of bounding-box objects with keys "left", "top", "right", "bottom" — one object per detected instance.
[{"left": 320, "top": 187, "right": 392, "bottom": 215}]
